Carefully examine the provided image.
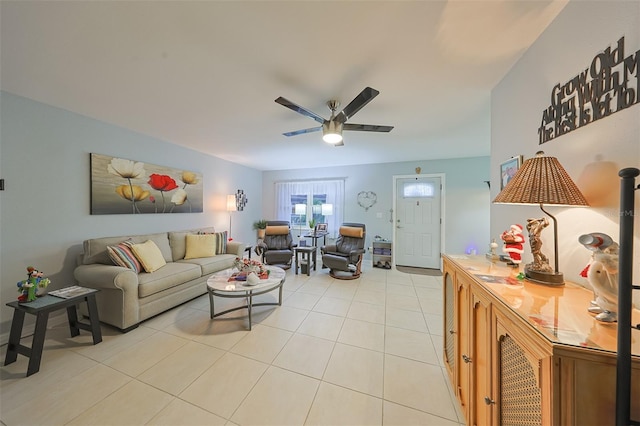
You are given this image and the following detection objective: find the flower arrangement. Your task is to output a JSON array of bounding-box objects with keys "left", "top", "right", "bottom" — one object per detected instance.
[
  {"left": 233, "top": 257, "right": 269, "bottom": 278},
  {"left": 17, "top": 266, "right": 50, "bottom": 302}
]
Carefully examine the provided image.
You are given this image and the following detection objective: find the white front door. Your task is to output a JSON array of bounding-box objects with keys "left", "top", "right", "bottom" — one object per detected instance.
[{"left": 395, "top": 176, "right": 442, "bottom": 269}]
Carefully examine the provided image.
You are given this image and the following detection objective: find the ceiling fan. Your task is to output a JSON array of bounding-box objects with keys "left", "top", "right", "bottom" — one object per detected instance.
[{"left": 275, "top": 87, "right": 393, "bottom": 146}]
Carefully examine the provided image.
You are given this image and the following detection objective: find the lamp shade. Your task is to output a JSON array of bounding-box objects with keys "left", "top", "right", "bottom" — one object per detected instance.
[
  {"left": 321, "top": 203, "right": 333, "bottom": 216},
  {"left": 493, "top": 151, "right": 589, "bottom": 206},
  {"left": 226, "top": 195, "right": 237, "bottom": 212},
  {"left": 294, "top": 203, "right": 306, "bottom": 215},
  {"left": 493, "top": 151, "right": 588, "bottom": 286}
]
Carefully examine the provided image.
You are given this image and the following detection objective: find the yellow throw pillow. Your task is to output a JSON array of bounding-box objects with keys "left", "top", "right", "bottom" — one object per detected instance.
[
  {"left": 131, "top": 240, "right": 167, "bottom": 273},
  {"left": 265, "top": 225, "right": 289, "bottom": 235},
  {"left": 340, "top": 226, "right": 364, "bottom": 238},
  {"left": 184, "top": 234, "right": 216, "bottom": 259}
]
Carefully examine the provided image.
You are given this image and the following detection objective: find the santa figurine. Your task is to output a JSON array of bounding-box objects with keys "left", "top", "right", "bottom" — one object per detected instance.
[{"left": 501, "top": 224, "right": 525, "bottom": 267}]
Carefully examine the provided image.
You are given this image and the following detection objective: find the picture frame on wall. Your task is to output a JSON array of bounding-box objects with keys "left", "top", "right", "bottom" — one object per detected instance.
[
  {"left": 500, "top": 155, "right": 523, "bottom": 190},
  {"left": 90, "top": 153, "right": 204, "bottom": 215}
]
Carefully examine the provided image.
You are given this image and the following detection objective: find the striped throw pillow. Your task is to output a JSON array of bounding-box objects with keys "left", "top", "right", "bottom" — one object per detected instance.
[
  {"left": 199, "top": 231, "right": 228, "bottom": 255},
  {"left": 107, "top": 240, "right": 141, "bottom": 273}
]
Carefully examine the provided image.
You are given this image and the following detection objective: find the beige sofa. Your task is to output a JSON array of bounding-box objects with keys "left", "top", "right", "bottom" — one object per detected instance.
[{"left": 74, "top": 228, "right": 245, "bottom": 331}]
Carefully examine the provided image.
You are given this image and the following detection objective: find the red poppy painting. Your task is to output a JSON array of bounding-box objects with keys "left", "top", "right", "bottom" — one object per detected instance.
[{"left": 90, "top": 153, "right": 203, "bottom": 214}]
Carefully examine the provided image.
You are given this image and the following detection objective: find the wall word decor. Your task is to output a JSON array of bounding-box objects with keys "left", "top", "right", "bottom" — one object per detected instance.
[
  {"left": 538, "top": 36, "right": 639, "bottom": 144},
  {"left": 90, "top": 153, "right": 203, "bottom": 214}
]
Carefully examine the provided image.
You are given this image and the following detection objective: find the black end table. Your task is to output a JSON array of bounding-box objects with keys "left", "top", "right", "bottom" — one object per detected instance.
[
  {"left": 4, "top": 289, "right": 102, "bottom": 376},
  {"left": 294, "top": 246, "right": 317, "bottom": 276}
]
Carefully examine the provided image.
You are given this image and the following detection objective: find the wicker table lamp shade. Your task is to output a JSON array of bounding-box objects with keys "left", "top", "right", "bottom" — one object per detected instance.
[
  {"left": 494, "top": 153, "right": 589, "bottom": 206},
  {"left": 494, "top": 151, "right": 589, "bottom": 285}
]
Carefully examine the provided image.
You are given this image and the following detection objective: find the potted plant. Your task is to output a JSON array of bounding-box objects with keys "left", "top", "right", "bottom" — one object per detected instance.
[
  {"left": 253, "top": 219, "right": 268, "bottom": 239},
  {"left": 308, "top": 218, "right": 316, "bottom": 231}
]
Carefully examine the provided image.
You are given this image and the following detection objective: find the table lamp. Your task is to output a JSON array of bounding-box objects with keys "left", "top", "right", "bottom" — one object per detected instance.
[{"left": 493, "top": 151, "right": 589, "bottom": 285}]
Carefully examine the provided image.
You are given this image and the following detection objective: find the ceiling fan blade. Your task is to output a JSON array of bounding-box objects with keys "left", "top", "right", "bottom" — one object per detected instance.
[
  {"left": 343, "top": 123, "right": 394, "bottom": 132},
  {"left": 275, "top": 97, "right": 325, "bottom": 124},
  {"left": 283, "top": 126, "right": 322, "bottom": 137},
  {"left": 334, "top": 87, "right": 380, "bottom": 124}
]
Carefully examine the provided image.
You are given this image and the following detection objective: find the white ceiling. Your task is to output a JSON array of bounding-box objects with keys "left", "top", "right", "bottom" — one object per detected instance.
[{"left": 1, "top": 0, "right": 568, "bottom": 171}]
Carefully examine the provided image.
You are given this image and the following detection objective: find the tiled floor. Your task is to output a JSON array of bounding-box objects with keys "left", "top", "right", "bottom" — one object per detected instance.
[{"left": 0, "top": 264, "right": 464, "bottom": 426}]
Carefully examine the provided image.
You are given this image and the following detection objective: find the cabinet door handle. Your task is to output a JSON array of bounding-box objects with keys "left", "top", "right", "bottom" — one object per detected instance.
[
  {"left": 449, "top": 329, "right": 455, "bottom": 334},
  {"left": 462, "top": 354, "right": 472, "bottom": 363},
  {"left": 484, "top": 397, "right": 495, "bottom": 405}
]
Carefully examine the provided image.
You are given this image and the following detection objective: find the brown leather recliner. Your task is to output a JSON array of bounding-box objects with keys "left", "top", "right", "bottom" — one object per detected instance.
[
  {"left": 321, "top": 223, "right": 366, "bottom": 279},
  {"left": 256, "top": 221, "right": 295, "bottom": 269}
]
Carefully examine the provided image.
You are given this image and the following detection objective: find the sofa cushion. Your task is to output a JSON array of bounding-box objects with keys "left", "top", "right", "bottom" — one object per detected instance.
[
  {"left": 130, "top": 232, "right": 172, "bottom": 263},
  {"left": 169, "top": 228, "right": 218, "bottom": 261},
  {"left": 83, "top": 235, "right": 134, "bottom": 265},
  {"left": 107, "top": 240, "right": 142, "bottom": 273},
  {"left": 138, "top": 262, "right": 202, "bottom": 298},
  {"left": 184, "top": 234, "right": 216, "bottom": 259},
  {"left": 169, "top": 231, "right": 190, "bottom": 261},
  {"left": 132, "top": 240, "right": 167, "bottom": 273},
  {"left": 179, "top": 253, "right": 236, "bottom": 276}
]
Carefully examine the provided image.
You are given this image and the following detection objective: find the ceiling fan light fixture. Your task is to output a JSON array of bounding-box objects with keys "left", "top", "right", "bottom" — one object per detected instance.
[{"left": 322, "top": 121, "right": 343, "bottom": 144}]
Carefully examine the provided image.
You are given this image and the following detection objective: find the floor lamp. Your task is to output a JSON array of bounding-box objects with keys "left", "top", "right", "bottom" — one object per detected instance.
[
  {"left": 493, "top": 151, "right": 589, "bottom": 285},
  {"left": 294, "top": 203, "right": 306, "bottom": 242},
  {"left": 227, "top": 195, "right": 237, "bottom": 241},
  {"left": 321, "top": 203, "right": 333, "bottom": 236}
]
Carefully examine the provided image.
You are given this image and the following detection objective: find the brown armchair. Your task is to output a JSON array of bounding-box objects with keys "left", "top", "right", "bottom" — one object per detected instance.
[
  {"left": 256, "top": 221, "right": 295, "bottom": 269},
  {"left": 321, "top": 223, "right": 366, "bottom": 279}
]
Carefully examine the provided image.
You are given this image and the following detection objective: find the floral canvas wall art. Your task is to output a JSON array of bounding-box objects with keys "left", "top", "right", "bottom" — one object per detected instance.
[{"left": 90, "top": 153, "right": 203, "bottom": 214}]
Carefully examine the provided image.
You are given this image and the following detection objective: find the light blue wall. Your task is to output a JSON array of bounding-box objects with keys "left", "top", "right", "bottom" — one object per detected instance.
[
  {"left": 490, "top": 0, "right": 640, "bottom": 286},
  {"left": 261, "top": 157, "right": 491, "bottom": 259},
  {"left": 0, "top": 91, "right": 491, "bottom": 344},
  {"left": 0, "top": 92, "right": 262, "bottom": 339}
]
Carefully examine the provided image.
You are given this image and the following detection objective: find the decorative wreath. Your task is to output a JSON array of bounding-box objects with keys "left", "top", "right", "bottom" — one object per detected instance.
[{"left": 357, "top": 191, "right": 377, "bottom": 211}]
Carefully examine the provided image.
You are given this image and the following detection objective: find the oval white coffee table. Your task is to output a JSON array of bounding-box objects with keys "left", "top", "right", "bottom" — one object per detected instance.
[{"left": 206, "top": 265, "right": 286, "bottom": 330}]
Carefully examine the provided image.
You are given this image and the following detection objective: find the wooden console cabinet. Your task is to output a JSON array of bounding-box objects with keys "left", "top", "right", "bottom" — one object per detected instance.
[{"left": 443, "top": 254, "right": 640, "bottom": 426}]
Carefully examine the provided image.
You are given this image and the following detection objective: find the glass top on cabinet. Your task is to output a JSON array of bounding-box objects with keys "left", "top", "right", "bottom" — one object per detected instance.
[{"left": 444, "top": 254, "right": 640, "bottom": 357}]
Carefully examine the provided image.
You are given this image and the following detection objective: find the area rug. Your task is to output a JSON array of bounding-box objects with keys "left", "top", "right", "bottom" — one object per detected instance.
[{"left": 396, "top": 265, "right": 442, "bottom": 276}]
